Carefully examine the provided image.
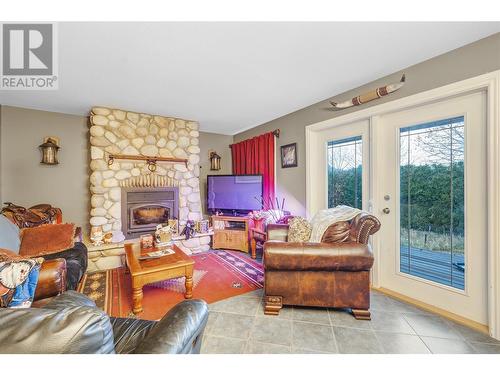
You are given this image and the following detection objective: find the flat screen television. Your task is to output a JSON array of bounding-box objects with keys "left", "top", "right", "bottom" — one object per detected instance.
[{"left": 207, "top": 174, "right": 263, "bottom": 215}]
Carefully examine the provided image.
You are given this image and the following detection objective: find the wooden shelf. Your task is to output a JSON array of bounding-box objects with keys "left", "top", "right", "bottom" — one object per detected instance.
[{"left": 108, "top": 154, "right": 188, "bottom": 166}]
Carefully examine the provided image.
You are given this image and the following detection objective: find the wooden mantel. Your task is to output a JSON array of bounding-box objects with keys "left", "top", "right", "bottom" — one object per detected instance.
[{"left": 108, "top": 154, "right": 188, "bottom": 166}]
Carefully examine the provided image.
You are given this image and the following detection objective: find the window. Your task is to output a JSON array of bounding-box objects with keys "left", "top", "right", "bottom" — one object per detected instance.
[
  {"left": 327, "top": 136, "right": 363, "bottom": 209},
  {"left": 399, "top": 116, "right": 465, "bottom": 290}
]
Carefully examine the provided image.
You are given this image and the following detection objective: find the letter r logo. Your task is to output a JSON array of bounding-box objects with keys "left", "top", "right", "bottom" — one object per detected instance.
[{"left": 2, "top": 24, "right": 53, "bottom": 75}]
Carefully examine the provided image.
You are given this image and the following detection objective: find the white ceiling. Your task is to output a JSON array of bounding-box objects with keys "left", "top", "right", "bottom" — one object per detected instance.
[{"left": 1, "top": 22, "right": 499, "bottom": 135}]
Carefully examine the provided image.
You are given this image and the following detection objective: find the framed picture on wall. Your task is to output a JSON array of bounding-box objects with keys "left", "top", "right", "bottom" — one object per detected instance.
[{"left": 280, "top": 142, "right": 298, "bottom": 168}]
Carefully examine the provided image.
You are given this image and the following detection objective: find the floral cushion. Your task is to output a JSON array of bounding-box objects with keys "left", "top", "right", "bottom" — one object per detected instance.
[
  {"left": 0, "top": 249, "right": 42, "bottom": 308},
  {"left": 287, "top": 217, "right": 312, "bottom": 243}
]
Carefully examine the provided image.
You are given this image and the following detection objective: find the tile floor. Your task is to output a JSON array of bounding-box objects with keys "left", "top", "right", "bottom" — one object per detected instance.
[{"left": 200, "top": 289, "right": 500, "bottom": 354}]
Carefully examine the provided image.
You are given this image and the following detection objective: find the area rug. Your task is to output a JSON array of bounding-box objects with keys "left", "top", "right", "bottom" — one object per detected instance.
[{"left": 78, "top": 250, "right": 264, "bottom": 320}]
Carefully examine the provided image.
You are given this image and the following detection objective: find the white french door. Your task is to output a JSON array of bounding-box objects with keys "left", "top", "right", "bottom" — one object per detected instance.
[{"left": 375, "top": 91, "right": 488, "bottom": 324}]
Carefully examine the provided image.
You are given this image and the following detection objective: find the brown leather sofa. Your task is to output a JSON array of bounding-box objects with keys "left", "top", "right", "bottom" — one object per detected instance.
[
  {"left": 2, "top": 258, "right": 209, "bottom": 354},
  {"left": 32, "top": 258, "right": 67, "bottom": 306},
  {"left": 263, "top": 212, "right": 381, "bottom": 320}
]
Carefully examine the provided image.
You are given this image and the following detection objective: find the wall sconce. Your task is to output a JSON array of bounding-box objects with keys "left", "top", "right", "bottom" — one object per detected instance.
[
  {"left": 209, "top": 151, "right": 221, "bottom": 171},
  {"left": 39, "top": 137, "right": 60, "bottom": 165}
]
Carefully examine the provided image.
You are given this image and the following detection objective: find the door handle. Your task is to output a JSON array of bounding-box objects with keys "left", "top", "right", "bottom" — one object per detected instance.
[{"left": 382, "top": 207, "right": 391, "bottom": 214}]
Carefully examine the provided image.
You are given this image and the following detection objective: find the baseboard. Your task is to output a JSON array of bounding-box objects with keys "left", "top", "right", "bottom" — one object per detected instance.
[{"left": 371, "top": 286, "right": 489, "bottom": 335}]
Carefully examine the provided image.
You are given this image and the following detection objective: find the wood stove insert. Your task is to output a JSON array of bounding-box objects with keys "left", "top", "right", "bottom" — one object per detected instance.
[{"left": 121, "top": 187, "right": 179, "bottom": 239}]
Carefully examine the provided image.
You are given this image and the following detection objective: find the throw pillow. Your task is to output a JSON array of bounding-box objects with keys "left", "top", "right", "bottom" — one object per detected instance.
[
  {"left": 19, "top": 223, "right": 76, "bottom": 257},
  {"left": 287, "top": 217, "right": 312, "bottom": 242},
  {"left": 0, "top": 248, "right": 42, "bottom": 308}
]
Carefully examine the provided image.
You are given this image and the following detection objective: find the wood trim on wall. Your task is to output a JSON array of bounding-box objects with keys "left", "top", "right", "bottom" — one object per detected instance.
[
  {"left": 486, "top": 70, "right": 500, "bottom": 341},
  {"left": 306, "top": 70, "right": 500, "bottom": 339}
]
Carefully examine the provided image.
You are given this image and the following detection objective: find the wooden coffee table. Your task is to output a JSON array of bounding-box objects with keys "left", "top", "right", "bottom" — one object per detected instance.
[{"left": 124, "top": 242, "right": 194, "bottom": 314}]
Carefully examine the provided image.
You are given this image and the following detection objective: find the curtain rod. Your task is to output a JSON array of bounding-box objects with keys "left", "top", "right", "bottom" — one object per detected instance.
[{"left": 229, "top": 129, "right": 280, "bottom": 148}]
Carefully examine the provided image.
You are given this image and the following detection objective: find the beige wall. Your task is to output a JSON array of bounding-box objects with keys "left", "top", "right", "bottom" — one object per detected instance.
[
  {"left": 198, "top": 131, "right": 234, "bottom": 217},
  {"left": 0, "top": 105, "right": 233, "bottom": 229},
  {"left": 233, "top": 32, "right": 500, "bottom": 216},
  {"left": 0, "top": 106, "right": 89, "bottom": 227}
]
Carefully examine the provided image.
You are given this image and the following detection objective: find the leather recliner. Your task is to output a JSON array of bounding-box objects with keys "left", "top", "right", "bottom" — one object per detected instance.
[
  {"left": 0, "top": 291, "right": 209, "bottom": 354},
  {"left": 1, "top": 257, "right": 208, "bottom": 354},
  {"left": 263, "top": 212, "right": 381, "bottom": 320}
]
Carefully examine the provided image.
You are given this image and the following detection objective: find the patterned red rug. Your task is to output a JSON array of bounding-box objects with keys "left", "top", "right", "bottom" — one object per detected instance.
[{"left": 78, "top": 250, "right": 263, "bottom": 320}]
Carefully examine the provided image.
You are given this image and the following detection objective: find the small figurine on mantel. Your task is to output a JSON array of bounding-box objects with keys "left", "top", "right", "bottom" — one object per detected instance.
[
  {"left": 90, "top": 226, "right": 105, "bottom": 246},
  {"left": 103, "top": 232, "right": 113, "bottom": 244},
  {"left": 180, "top": 220, "right": 196, "bottom": 240},
  {"left": 154, "top": 224, "right": 173, "bottom": 247}
]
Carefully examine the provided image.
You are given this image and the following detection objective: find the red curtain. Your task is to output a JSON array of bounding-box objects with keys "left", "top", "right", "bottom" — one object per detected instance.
[{"left": 231, "top": 132, "right": 275, "bottom": 209}]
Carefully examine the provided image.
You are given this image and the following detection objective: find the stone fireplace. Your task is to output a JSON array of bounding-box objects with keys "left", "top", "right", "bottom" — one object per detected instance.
[
  {"left": 88, "top": 106, "right": 208, "bottom": 256},
  {"left": 121, "top": 187, "right": 179, "bottom": 239}
]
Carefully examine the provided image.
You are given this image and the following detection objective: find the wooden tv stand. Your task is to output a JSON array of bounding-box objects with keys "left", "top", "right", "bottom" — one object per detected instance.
[{"left": 212, "top": 215, "right": 252, "bottom": 254}]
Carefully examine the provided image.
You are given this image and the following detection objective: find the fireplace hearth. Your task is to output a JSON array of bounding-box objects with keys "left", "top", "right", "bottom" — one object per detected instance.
[{"left": 121, "top": 187, "right": 179, "bottom": 239}]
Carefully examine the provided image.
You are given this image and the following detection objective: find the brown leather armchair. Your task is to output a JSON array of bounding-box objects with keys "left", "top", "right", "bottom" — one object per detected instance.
[
  {"left": 263, "top": 212, "right": 380, "bottom": 320},
  {"left": 1, "top": 203, "right": 86, "bottom": 291}
]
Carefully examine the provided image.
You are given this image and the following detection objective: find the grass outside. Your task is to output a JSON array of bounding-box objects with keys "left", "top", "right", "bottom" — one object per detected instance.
[{"left": 400, "top": 228, "right": 464, "bottom": 254}]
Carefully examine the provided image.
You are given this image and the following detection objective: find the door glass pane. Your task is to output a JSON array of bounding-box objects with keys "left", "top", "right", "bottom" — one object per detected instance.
[
  {"left": 399, "top": 116, "right": 465, "bottom": 290},
  {"left": 327, "top": 136, "right": 362, "bottom": 209}
]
